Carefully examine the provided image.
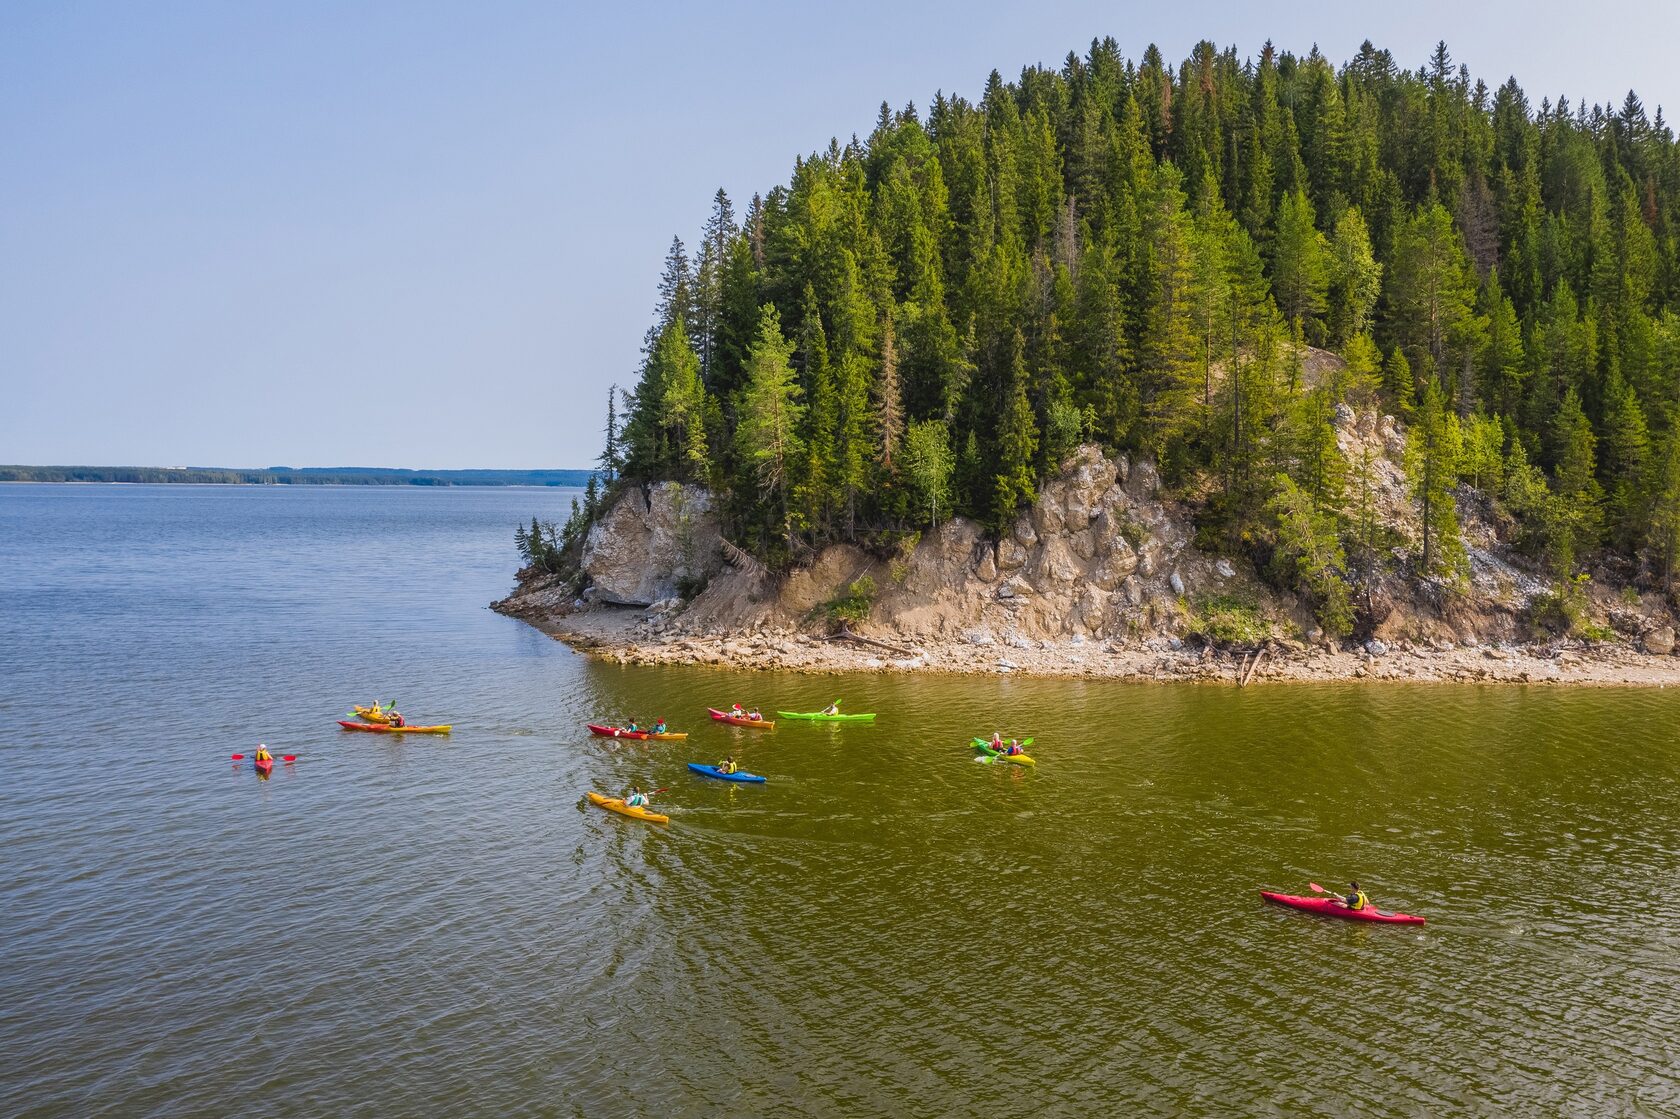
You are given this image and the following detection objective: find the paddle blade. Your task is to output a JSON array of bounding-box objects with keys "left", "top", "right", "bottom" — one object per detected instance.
[
  {"left": 231, "top": 754, "right": 245, "bottom": 760},
  {"left": 1309, "top": 882, "right": 1327, "bottom": 894},
  {"left": 282, "top": 755, "right": 297, "bottom": 762}
]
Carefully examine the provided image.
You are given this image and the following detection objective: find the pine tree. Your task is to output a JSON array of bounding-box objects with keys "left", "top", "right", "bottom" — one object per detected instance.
[
  {"left": 1383, "top": 347, "right": 1415, "bottom": 418},
  {"left": 1326, "top": 206, "right": 1381, "bottom": 344},
  {"left": 1271, "top": 189, "right": 1330, "bottom": 340},
  {"left": 1406, "top": 379, "right": 1466, "bottom": 580},
  {"left": 873, "top": 312, "right": 906, "bottom": 470},
  {"left": 991, "top": 329, "right": 1039, "bottom": 528},
  {"left": 596, "top": 384, "right": 621, "bottom": 483},
  {"left": 735, "top": 305, "right": 806, "bottom": 543}
]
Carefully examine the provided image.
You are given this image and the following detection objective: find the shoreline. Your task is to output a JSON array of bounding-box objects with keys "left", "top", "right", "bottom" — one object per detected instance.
[{"left": 508, "top": 605, "right": 1680, "bottom": 687}]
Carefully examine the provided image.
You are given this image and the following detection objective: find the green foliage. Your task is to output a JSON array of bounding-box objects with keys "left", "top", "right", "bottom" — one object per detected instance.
[
  {"left": 824, "top": 575, "right": 878, "bottom": 626},
  {"left": 902, "top": 419, "right": 954, "bottom": 527},
  {"left": 597, "top": 37, "right": 1680, "bottom": 591},
  {"left": 514, "top": 516, "right": 566, "bottom": 575},
  {"left": 1267, "top": 474, "right": 1354, "bottom": 637},
  {"left": 1191, "top": 594, "right": 1274, "bottom": 646}
]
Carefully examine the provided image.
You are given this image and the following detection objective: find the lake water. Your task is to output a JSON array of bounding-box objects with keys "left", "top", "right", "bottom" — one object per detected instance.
[{"left": 3, "top": 483, "right": 1679, "bottom": 1117}]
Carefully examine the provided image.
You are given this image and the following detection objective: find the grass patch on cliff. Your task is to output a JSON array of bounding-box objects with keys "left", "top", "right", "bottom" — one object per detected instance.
[
  {"left": 822, "top": 576, "right": 878, "bottom": 627},
  {"left": 1190, "top": 594, "right": 1274, "bottom": 646}
]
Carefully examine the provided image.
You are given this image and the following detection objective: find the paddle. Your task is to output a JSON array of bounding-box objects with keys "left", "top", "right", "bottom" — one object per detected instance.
[{"left": 231, "top": 753, "right": 297, "bottom": 762}]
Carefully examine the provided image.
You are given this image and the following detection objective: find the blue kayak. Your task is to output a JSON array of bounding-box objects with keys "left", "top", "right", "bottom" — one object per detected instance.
[{"left": 687, "top": 763, "right": 766, "bottom": 784}]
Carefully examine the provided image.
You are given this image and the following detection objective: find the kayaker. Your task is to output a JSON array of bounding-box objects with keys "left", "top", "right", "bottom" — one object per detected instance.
[
  {"left": 654, "top": 718, "right": 667, "bottom": 734},
  {"left": 821, "top": 700, "right": 840, "bottom": 716},
  {"left": 731, "top": 703, "right": 746, "bottom": 716},
  {"left": 625, "top": 719, "right": 640, "bottom": 733},
  {"left": 625, "top": 785, "right": 651, "bottom": 808},
  {"left": 990, "top": 731, "right": 1004, "bottom": 748},
  {"left": 747, "top": 707, "right": 763, "bottom": 721},
  {"left": 717, "top": 755, "right": 737, "bottom": 775},
  {"left": 255, "top": 744, "right": 272, "bottom": 765},
  {"left": 1005, "top": 739, "right": 1023, "bottom": 756},
  {"left": 388, "top": 710, "right": 406, "bottom": 728},
  {"left": 1341, "top": 881, "right": 1370, "bottom": 912}
]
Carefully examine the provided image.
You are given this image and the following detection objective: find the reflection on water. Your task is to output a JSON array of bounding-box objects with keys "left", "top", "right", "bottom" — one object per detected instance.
[{"left": 1, "top": 484, "right": 1678, "bottom": 1116}]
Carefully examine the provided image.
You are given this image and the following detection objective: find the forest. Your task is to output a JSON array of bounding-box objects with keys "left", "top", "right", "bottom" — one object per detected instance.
[{"left": 576, "top": 37, "right": 1680, "bottom": 635}]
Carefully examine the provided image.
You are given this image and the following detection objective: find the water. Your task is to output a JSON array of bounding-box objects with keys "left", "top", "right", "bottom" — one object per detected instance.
[{"left": 3, "top": 484, "right": 1679, "bottom": 1117}]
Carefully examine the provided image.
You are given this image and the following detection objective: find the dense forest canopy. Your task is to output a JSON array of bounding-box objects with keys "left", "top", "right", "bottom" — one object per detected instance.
[{"left": 591, "top": 37, "right": 1680, "bottom": 628}]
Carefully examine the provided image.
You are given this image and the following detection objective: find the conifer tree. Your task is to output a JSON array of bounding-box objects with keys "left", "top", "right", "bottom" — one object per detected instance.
[
  {"left": 1271, "top": 189, "right": 1330, "bottom": 340},
  {"left": 1326, "top": 206, "right": 1381, "bottom": 344},
  {"left": 735, "top": 305, "right": 805, "bottom": 543},
  {"left": 1406, "top": 379, "right": 1466, "bottom": 580},
  {"left": 991, "top": 329, "right": 1039, "bottom": 528}
]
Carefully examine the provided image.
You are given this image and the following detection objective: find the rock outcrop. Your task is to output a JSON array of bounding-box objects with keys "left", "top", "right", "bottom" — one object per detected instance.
[{"left": 581, "top": 482, "right": 723, "bottom": 605}]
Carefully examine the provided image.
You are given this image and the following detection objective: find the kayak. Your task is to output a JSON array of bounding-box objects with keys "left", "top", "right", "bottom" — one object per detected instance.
[
  {"left": 971, "top": 737, "right": 1034, "bottom": 749},
  {"left": 254, "top": 756, "right": 274, "bottom": 775},
  {"left": 586, "top": 724, "right": 688, "bottom": 740},
  {"left": 776, "top": 711, "right": 877, "bottom": 722},
  {"left": 687, "top": 762, "right": 767, "bottom": 783},
  {"left": 1259, "top": 891, "right": 1426, "bottom": 925},
  {"left": 350, "top": 705, "right": 393, "bottom": 724},
  {"left": 337, "top": 720, "right": 452, "bottom": 735},
  {"left": 708, "top": 708, "right": 775, "bottom": 729},
  {"left": 974, "top": 746, "right": 1034, "bottom": 762},
  {"left": 587, "top": 791, "right": 669, "bottom": 824},
  {"left": 972, "top": 742, "right": 1036, "bottom": 766}
]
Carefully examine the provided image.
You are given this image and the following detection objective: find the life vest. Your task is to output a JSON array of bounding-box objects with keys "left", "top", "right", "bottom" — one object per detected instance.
[{"left": 1349, "top": 891, "right": 1369, "bottom": 911}]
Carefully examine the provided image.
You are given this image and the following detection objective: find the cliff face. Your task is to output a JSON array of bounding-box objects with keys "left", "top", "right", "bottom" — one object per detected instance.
[
  {"left": 580, "top": 482, "right": 723, "bottom": 606},
  {"left": 498, "top": 423, "right": 1678, "bottom": 660}
]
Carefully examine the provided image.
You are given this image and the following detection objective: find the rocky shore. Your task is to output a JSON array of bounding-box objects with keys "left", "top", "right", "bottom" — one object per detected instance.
[{"left": 495, "top": 415, "right": 1680, "bottom": 686}]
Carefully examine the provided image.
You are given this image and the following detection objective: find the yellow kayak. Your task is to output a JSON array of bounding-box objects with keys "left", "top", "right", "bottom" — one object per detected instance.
[
  {"left": 587, "top": 791, "right": 669, "bottom": 824},
  {"left": 351, "top": 704, "right": 393, "bottom": 724}
]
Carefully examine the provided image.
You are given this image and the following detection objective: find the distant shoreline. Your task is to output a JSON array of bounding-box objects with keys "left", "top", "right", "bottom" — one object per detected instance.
[{"left": 0, "top": 465, "right": 593, "bottom": 487}]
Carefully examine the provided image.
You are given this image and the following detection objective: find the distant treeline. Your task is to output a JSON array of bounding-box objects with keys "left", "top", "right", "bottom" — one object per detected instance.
[{"left": 0, "top": 465, "right": 594, "bottom": 487}]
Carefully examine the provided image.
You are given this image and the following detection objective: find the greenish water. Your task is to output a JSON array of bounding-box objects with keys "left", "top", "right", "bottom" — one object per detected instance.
[{"left": 3, "top": 484, "right": 1678, "bottom": 1116}]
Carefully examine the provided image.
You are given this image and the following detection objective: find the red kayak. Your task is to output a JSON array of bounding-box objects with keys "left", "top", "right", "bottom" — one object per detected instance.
[
  {"left": 254, "top": 756, "right": 274, "bottom": 776},
  {"left": 707, "top": 708, "right": 775, "bottom": 729},
  {"left": 588, "top": 723, "right": 651, "bottom": 740},
  {"left": 1260, "top": 891, "right": 1425, "bottom": 925}
]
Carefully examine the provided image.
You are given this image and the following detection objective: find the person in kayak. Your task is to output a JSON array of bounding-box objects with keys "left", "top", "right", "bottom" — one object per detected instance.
[
  {"left": 388, "top": 709, "right": 406, "bottom": 728},
  {"left": 990, "top": 731, "right": 1004, "bottom": 749},
  {"left": 821, "top": 700, "right": 840, "bottom": 716},
  {"left": 731, "top": 703, "right": 746, "bottom": 716},
  {"left": 653, "top": 718, "right": 667, "bottom": 734},
  {"left": 1005, "top": 739, "right": 1024, "bottom": 756},
  {"left": 717, "top": 755, "right": 737, "bottom": 775},
  {"left": 747, "top": 707, "right": 763, "bottom": 721},
  {"left": 625, "top": 785, "right": 651, "bottom": 809},
  {"left": 624, "top": 719, "right": 640, "bottom": 733},
  {"left": 254, "top": 744, "right": 273, "bottom": 766},
  {"left": 1340, "top": 882, "right": 1370, "bottom": 912}
]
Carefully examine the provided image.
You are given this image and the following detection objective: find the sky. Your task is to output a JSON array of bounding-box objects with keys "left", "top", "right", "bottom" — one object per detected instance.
[{"left": 5, "top": 1, "right": 1680, "bottom": 469}]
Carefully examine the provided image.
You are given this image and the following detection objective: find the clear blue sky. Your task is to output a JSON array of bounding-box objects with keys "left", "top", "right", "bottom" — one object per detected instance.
[{"left": 5, "top": 1, "right": 1678, "bottom": 468}]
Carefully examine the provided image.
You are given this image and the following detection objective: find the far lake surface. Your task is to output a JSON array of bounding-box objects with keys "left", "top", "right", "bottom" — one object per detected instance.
[{"left": 2, "top": 483, "right": 1678, "bottom": 1117}]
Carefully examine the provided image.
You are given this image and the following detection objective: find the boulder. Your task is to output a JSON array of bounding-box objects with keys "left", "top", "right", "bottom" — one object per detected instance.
[
  {"left": 1643, "top": 625, "right": 1676, "bottom": 656},
  {"left": 1013, "top": 515, "right": 1039, "bottom": 549},
  {"left": 1068, "top": 529, "right": 1097, "bottom": 561},
  {"left": 997, "top": 538, "right": 1028, "bottom": 571},
  {"left": 975, "top": 548, "right": 998, "bottom": 582},
  {"left": 1030, "top": 535, "right": 1081, "bottom": 590},
  {"left": 1091, "top": 540, "right": 1138, "bottom": 589},
  {"left": 583, "top": 483, "right": 723, "bottom": 605}
]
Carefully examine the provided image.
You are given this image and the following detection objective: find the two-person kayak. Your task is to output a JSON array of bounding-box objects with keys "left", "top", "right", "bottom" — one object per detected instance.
[
  {"left": 972, "top": 738, "right": 1036, "bottom": 766},
  {"left": 687, "top": 763, "right": 767, "bottom": 783},
  {"left": 708, "top": 708, "right": 774, "bottom": 729},
  {"left": 587, "top": 723, "right": 688, "bottom": 740},
  {"left": 337, "top": 720, "right": 452, "bottom": 735},
  {"left": 1259, "top": 891, "right": 1426, "bottom": 924},
  {"left": 587, "top": 791, "right": 669, "bottom": 824}
]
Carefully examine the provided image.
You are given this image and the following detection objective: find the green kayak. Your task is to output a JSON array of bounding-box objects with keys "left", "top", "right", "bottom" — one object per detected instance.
[{"left": 777, "top": 711, "right": 877, "bottom": 722}]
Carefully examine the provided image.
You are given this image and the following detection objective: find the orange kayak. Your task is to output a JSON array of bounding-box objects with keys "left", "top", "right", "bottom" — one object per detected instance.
[{"left": 708, "top": 708, "right": 774, "bottom": 729}]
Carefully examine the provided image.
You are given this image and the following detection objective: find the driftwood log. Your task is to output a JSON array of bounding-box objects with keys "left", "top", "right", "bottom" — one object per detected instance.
[
  {"left": 1238, "top": 642, "right": 1271, "bottom": 687},
  {"left": 831, "top": 623, "right": 918, "bottom": 658}
]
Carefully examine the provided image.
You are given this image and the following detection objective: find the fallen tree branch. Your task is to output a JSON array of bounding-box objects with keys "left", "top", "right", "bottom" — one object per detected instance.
[
  {"left": 831, "top": 623, "right": 918, "bottom": 658},
  {"left": 1239, "top": 642, "right": 1270, "bottom": 687}
]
